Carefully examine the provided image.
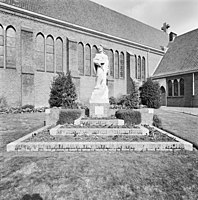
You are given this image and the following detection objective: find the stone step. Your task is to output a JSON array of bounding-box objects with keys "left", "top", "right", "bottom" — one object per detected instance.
[
  {"left": 50, "top": 125, "right": 149, "bottom": 136},
  {"left": 74, "top": 118, "right": 124, "bottom": 126}
]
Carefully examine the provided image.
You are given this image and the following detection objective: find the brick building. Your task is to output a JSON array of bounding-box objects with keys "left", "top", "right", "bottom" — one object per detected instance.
[
  {"left": 152, "top": 29, "right": 198, "bottom": 107},
  {"left": 0, "top": 0, "right": 168, "bottom": 108}
]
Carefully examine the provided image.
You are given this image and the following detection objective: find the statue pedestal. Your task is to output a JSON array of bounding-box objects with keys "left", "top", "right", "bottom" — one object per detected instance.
[
  {"left": 89, "top": 85, "right": 109, "bottom": 118},
  {"left": 89, "top": 103, "right": 109, "bottom": 118}
]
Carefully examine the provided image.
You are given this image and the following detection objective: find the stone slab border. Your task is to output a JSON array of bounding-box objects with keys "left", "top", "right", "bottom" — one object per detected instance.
[
  {"left": 49, "top": 125, "right": 148, "bottom": 136},
  {"left": 7, "top": 126, "right": 193, "bottom": 152}
]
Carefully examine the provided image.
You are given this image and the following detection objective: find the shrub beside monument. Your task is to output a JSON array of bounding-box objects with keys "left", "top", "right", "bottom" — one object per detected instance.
[{"left": 140, "top": 78, "right": 161, "bottom": 109}]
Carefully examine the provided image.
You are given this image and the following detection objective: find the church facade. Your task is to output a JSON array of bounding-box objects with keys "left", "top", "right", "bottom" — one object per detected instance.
[
  {"left": 0, "top": 0, "right": 168, "bottom": 108},
  {"left": 152, "top": 29, "right": 198, "bottom": 107}
]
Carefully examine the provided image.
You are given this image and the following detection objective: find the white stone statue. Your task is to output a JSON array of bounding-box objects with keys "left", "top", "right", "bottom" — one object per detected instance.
[{"left": 89, "top": 45, "right": 109, "bottom": 104}]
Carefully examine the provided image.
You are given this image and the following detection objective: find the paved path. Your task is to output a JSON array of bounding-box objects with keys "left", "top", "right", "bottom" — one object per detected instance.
[{"left": 160, "top": 106, "right": 198, "bottom": 116}]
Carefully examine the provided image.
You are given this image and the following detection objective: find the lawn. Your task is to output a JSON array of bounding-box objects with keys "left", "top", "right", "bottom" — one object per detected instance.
[
  {"left": 0, "top": 109, "right": 198, "bottom": 199},
  {"left": 1, "top": 151, "right": 198, "bottom": 200}
]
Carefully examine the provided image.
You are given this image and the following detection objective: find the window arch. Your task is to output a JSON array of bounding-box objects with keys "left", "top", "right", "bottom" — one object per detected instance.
[
  {"left": 0, "top": 25, "right": 3, "bottom": 68},
  {"left": 120, "top": 52, "right": 124, "bottom": 78},
  {"left": 174, "top": 79, "right": 178, "bottom": 96},
  {"left": 115, "top": 50, "right": 119, "bottom": 79},
  {"left": 137, "top": 56, "right": 141, "bottom": 80},
  {"left": 135, "top": 55, "right": 137, "bottom": 79},
  {"left": 85, "top": 44, "right": 91, "bottom": 76},
  {"left": 46, "top": 35, "right": 54, "bottom": 72},
  {"left": 109, "top": 49, "right": 114, "bottom": 77},
  {"left": 6, "top": 26, "right": 16, "bottom": 68},
  {"left": 56, "top": 37, "right": 63, "bottom": 72},
  {"left": 78, "top": 42, "right": 84, "bottom": 75},
  {"left": 142, "top": 57, "right": 146, "bottom": 80},
  {"left": 35, "top": 33, "right": 45, "bottom": 71},
  {"left": 168, "top": 80, "right": 172, "bottom": 96},
  {"left": 92, "top": 45, "right": 98, "bottom": 76},
  {"left": 180, "top": 78, "right": 184, "bottom": 96}
]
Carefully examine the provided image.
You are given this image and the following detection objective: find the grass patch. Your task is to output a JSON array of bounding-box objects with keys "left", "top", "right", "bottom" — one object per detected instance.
[{"left": 0, "top": 151, "right": 198, "bottom": 199}]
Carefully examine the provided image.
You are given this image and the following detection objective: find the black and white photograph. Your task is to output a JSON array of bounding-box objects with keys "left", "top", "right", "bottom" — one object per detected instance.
[{"left": 0, "top": 0, "right": 198, "bottom": 199}]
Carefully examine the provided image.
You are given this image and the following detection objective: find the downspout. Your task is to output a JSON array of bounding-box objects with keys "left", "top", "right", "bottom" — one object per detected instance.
[{"left": 192, "top": 73, "right": 195, "bottom": 107}]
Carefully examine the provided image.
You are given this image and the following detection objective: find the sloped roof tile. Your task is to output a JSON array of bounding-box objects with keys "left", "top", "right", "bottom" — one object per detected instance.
[
  {"left": 153, "top": 28, "right": 198, "bottom": 78},
  {"left": 0, "top": 0, "right": 168, "bottom": 50}
]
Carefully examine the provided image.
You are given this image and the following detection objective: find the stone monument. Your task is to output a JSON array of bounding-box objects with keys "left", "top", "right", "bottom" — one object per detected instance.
[{"left": 89, "top": 45, "right": 109, "bottom": 118}]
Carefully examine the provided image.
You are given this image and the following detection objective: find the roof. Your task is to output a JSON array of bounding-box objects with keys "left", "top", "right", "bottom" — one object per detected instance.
[
  {"left": 153, "top": 28, "right": 198, "bottom": 78},
  {"left": 0, "top": 0, "right": 168, "bottom": 50}
]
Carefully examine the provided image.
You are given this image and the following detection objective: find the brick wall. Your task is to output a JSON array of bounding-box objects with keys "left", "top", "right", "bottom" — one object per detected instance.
[
  {"left": 0, "top": 9, "right": 165, "bottom": 107},
  {"left": 167, "top": 73, "right": 195, "bottom": 107}
]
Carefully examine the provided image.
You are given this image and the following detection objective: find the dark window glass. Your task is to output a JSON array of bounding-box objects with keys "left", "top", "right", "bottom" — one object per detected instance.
[
  {"left": 56, "top": 38, "right": 63, "bottom": 72},
  {"left": 36, "top": 33, "right": 45, "bottom": 71},
  {"left": 46, "top": 36, "right": 54, "bottom": 72},
  {"left": 168, "top": 80, "right": 172, "bottom": 96},
  {"left": 78, "top": 42, "right": 84, "bottom": 75},
  {"left": 6, "top": 26, "right": 16, "bottom": 68},
  {"left": 180, "top": 78, "right": 184, "bottom": 96}
]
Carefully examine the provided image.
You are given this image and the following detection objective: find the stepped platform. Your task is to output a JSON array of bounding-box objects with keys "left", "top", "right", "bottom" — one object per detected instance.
[
  {"left": 74, "top": 118, "right": 124, "bottom": 126},
  {"left": 50, "top": 124, "right": 148, "bottom": 136}
]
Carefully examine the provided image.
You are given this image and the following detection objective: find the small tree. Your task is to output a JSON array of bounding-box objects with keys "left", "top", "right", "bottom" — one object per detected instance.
[
  {"left": 49, "top": 71, "right": 77, "bottom": 108},
  {"left": 62, "top": 71, "right": 77, "bottom": 108},
  {"left": 118, "top": 78, "right": 139, "bottom": 109},
  {"left": 140, "top": 78, "right": 161, "bottom": 109}
]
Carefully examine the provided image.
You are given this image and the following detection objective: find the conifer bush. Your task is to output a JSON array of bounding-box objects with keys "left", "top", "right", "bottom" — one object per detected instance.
[
  {"left": 140, "top": 78, "right": 161, "bottom": 109},
  {"left": 49, "top": 71, "right": 77, "bottom": 108},
  {"left": 115, "top": 109, "right": 141, "bottom": 125}
]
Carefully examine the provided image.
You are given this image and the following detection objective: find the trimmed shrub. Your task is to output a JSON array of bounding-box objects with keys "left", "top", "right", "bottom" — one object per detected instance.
[
  {"left": 57, "top": 109, "right": 81, "bottom": 125},
  {"left": 140, "top": 78, "right": 161, "bottom": 109},
  {"left": 152, "top": 114, "right": 162, "bottom": 128},
  {"left": 21, "top": 104, "right": 34, "bottom": 110},
  {"left": 49, "top": 71, "right": 77, "bottom": 108},
  {"left": 115, "top": 109, "right": 141, "bottom": 125}
]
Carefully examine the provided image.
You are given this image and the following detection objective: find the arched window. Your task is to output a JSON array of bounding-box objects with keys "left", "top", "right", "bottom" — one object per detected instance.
[
  {"left": 168, "top": 80, "right": 172, "bottom": 96},
  {"left": 56, "top": 38, "right": 63, "bottom": 72},
  {"left": 180, "top": 78, "right": 184, "bottom": 96},
  {"left": 85, "top": 44, "right": 91, "bottom": 76},
  {"left": 78, "top": 42, "right": 84, "bottom": 75},
  {"left": 35, "top": 33, "right": 45, "bottom": 71},
  {"left": 46, "top": 35, "right": 54, "bottom": 72},
  {"left": 6, "top": 26, "right": 16, "bottom": 68},
  {"left": 92, "top": 45, "right": 98, "bottom": 76},
  {"left": 135, "top": 55, "right": 137, "bottom": 79},
  {"left": 109, "top": 49, "right": 114, "bottom": 77},
  {"left": 0, "top": 25, "right": 4, "bottom": 68},
  {"left": 137, "top": 56, "right": 141, "bottom": 80},
  {"left": 174, "top": 79, "right": 178, "bottom": 96},
  {"left": 115, "top": 51, "right": 119, "bottom": 79},
  {"left": 142, "top": 57, "right": 146, "bottom": 80},
  {"left": 120, "top": 52, "right": 124, "bottom": 79}
]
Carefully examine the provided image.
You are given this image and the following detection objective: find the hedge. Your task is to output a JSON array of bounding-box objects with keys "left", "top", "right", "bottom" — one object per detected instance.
[
  {"left": 57, "top": 109, "right": 82, "bottom": 125},
  {"left": 115, "top": 109, "right": 141, "bottom": 125}
]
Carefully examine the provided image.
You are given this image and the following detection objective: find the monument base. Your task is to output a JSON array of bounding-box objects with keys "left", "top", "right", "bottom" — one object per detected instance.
[{"left": 89, "top": 103, "right": 109, "bottom": 118}]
